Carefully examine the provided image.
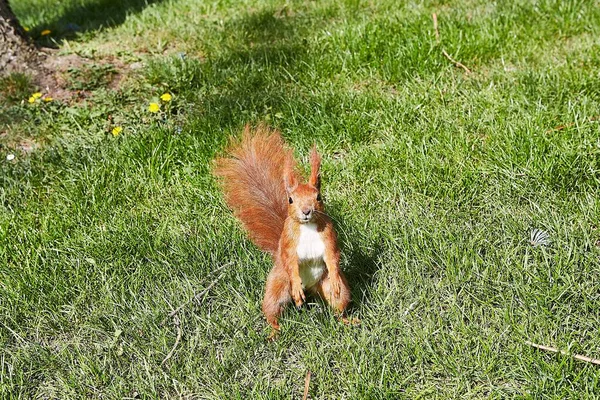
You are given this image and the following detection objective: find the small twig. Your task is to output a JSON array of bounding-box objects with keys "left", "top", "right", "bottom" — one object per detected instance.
[
  {"left": 161, "top": 314, "right": 182, "bottom": 366},
  {"left": 547, "top": 122, "right": 573, "bottom": 132},
  {"left": 432, "top": 13, "right": 440, "bottom": 43},
  {"left": 163, "top": 262, "right": 232, "bottom": 323},
  {"left": 168, "top": 273, "right": 225, "bottom": 319},
  {"left": 160, "top": 263, "right": 231, "bottom": 367},
  {"left": 546, "top": 116, "right": 600, "bottom": 133},
  {"left": 432, "top": 13, "right": 472, "bottom": 74},
  {"left": 161, "top": 275, "right": 225, "bottom": 366},
  {"left": 525, "top": 341, "right": 600, "bottom": 366},
  {"left": 0, "top": 321, "right": 26, "bottom": 344},
  {"left": 303, "top": 370, "right": 312, "bottom": 400},
  {"left": 442, "top": 50, "right": 472, "bottom": 74}
]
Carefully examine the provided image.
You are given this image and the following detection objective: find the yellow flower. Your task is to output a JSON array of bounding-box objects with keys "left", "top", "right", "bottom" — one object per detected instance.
[
  {"left": 28, "top": 97, "right": 36, "bottom": 103},
  {"left": 160, "top": 93, "right": 172, "bottom": 102},
  {"left": 41, "top": 30, "right": 51, "bottom": 36},
  {"left": 43, "top": 97, "right": 53, "bottom": 102},
  {"left": 112, "top": 126, "right": 123, "bottom": 137},
  {"left": 24, "top": 27, "right": 30, "bottom": 32},
  {"left": 32, "top": 92, "right": 42, "bottom": 99},
  {"left": 148, "top": 102, "right": 160, "bottom": 113}
]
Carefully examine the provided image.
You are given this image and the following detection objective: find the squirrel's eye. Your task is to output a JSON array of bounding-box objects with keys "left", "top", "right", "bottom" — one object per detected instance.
[
  {"left": 316, "top": 194, "right": 322, "bottom": 202},
  {"left": 288, "top": 197, "right": 293, "bottom": 204}
]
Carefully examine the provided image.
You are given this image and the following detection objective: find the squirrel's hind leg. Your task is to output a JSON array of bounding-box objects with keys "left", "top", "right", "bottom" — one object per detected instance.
[
  {"left": 313, "top": 271, "right": 351, "bottom": 314},
  {"left": 262, "top": 266, "right": 292, "bottom": 334}
]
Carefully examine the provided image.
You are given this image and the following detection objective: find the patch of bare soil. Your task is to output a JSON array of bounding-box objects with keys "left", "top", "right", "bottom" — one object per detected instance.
[{"left": 37, "top": 48, "right": 132, "bottom": 102}]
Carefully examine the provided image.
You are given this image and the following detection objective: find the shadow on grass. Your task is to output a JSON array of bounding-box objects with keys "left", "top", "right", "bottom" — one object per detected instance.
[
  {"left": 344, "top": 242, "right": 384, "bottom": 310},
  {"left": 26, "top": 0, "right": 165, "bottom": 45},
  {"left": 139, "top": 7, "right": 387, "bottom": 307},
  {"left": 196, "top": 8, "right": 384, "bottom": 307},
  {"left": 145, "top": 8, "right": 313, "bottom": 131},
  {"left": 329, "top": 207, "right": 384, "bottom": 311},
  {"left": 6, "top": 4, "right": 382, "bottom": 317}
]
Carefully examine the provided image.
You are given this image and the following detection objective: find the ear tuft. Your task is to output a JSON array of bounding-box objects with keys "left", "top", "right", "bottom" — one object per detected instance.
[
  {"left": 284, "top": 158, "right": 298, "bottom": 194},
  {"left": 309, "top": 144, "right": 321, "bottom": 189}
]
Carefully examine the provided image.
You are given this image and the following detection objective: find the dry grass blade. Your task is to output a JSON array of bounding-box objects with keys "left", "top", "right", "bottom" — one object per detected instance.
[
  {"left": 432, "top": 12, "right": 440, "bottom": 43},
  {"left": 164, "top": 262, "right": 232, "bottom": 322},
  {"left": 303, "top": 370, "right": 312, "bottom": 400},
  {"left": 161, "top": 314, "right": 182, "bottom": 366},
  {"left": 161, "top": 265, "right": 229, "bottom": 367},
  {"left": 161, "top": 274, "right": 225, "bottom": 366},
  {"left": 168, "top": 273, "right": 225, "bottom": 319},
  {"left": 525, "top": 341, "right": 600, "bottom": 365},
  {"left": 432, "top": 13, "right": 472, "bottom": 74}
]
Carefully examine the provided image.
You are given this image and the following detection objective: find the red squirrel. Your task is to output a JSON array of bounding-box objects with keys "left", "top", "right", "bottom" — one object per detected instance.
[{"left": 215, "top": 124, "right": 351, "bottom": 334}]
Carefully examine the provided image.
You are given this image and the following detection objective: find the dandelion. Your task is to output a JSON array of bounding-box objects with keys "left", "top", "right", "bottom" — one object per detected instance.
[
  {"left": 112, "top": 126, "right": 123, "bottom": 137},
  {"left": 160, "top": 93, "right": 172, "bottom": 102},
  {"left": 43, "top": 97, "right": 53, "bottom": 102},
  {"left": 6, "top": 154, "right": 15, "bottom": 161},
  {"left": 530, "top": 228, "right": 550, "bottom": 247},
  {"left": 28, "top": 97, "right": 36, "bottom": 104},
  {"left": 32, "top": 92, "right": 42, "bottom": 99},
  {"left": 148, "top": 102, "right": 160, "bottom": 113},
  {"left": 40, "top": 30, "right": 51, "bottom": 36}
]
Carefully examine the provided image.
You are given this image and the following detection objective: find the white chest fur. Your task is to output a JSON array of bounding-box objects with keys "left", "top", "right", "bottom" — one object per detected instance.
[
  {"left": 297, "top": 223, "right": 326, "bottom": 260},
  {"left": 296, "top": 223, "right": 326, "bottom": 289}
]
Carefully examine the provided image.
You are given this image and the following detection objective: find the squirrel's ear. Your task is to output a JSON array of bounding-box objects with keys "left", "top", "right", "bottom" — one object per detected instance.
[
  {"left": 284, "top": 159, "right": 298, "bottom": 194},
  {"left": 309, "top": 144, "right": 321, "bottom": 189}
]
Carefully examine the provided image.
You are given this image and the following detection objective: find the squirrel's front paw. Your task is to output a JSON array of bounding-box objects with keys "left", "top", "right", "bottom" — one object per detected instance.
[
  {"left": 291, "top": 280, "right": 305, "bottom": 307},
  {"left": 329, "top": 273, "right": 341, "bottom": 298}
]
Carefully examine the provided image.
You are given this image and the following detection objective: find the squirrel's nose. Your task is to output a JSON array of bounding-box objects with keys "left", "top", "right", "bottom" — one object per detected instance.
[{"left": 302, "top": 208, "right": 311, "bottom": 216}]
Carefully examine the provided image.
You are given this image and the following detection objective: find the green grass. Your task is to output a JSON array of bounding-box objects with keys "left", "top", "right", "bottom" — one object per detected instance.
[{"left": 2, "top": 0, "right": 600, "bottom": 397}]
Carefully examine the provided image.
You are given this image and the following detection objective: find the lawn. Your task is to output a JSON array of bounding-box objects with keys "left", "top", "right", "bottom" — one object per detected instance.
[{"left": 2, "top": 0, "right": 600, "bottom": 398}]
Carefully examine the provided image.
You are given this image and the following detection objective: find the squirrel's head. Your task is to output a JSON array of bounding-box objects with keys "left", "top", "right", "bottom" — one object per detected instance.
[{"left": 285, "top": 145, "right": 324, "bottom": 224}]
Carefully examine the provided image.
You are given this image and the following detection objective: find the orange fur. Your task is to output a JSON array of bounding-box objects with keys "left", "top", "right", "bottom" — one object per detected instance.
[
  {"left": 308, "top": 145, "right": 321, "bottom": 189},
  {"left": 214, "top": 124, "right": 299, "bottom": 254},
  {"left": 214, "top": 124, "right": 351, "bottom": 334}
]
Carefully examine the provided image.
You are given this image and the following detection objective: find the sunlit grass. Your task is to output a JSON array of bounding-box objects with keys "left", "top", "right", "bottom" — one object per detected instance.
[{"left": 2, "top": 0, "right": 600, "bottom": 397}]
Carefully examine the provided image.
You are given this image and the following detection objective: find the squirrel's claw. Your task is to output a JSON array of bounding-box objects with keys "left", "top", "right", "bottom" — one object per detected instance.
[
  {"left": 329, "top": 274, "right": 341, "bottom": 298},
  {"left": 291, "top": 281, "right": 305, "bottom": 307},
  {"left": 341, "top": 316, "right": 361, "bottom": 326},
  {"left": 267, "top": 328, "right": 280, "bottom": 342},
  {"left": 266, "top": 319, "right": 280, "bottom": 341},
  {"left": 292, "top": 291, "right": 305, "bottom": 307}
]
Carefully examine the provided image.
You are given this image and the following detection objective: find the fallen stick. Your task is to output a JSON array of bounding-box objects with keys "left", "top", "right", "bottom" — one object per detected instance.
[
  {"left": 525, "top": 341, "right": 600, "bottom": 366},
  {"left": 442, "top": 50, "right": 472, "bottom": 74},
  {"left": 303, "top": 370, "right": 312, "bottom": 400},
  {"left": 432, "top": 12, "right": 440, "bottom": 43},
  {"left": 168, "top": 272, "right": 227, "bottom": 319},
  {"left": 161, "top": 263, "right": 231, "bottom": 366},
  {"left": 161, "top": 274, "right": 226, "bottom": 366},
  {"left": 163, "top": 262, "right": 232, "bottom": 324}
]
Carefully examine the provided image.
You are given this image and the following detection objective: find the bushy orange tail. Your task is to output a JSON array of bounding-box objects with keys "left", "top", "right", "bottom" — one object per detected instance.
[{"left": 214, "top": 124, "right": 297, "bottom": 254}]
